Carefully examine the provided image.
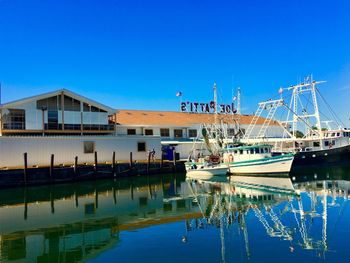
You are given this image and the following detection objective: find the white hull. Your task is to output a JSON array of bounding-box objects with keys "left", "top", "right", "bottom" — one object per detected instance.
[
  {"left": 186, "top": 166, "right": 229, "bottom": 179},
  {"left": 231, "top": 175, "right": 295, "bottom": 194},
  {"left": 228, "top": 156, "right": 294, "bottom": 175}
]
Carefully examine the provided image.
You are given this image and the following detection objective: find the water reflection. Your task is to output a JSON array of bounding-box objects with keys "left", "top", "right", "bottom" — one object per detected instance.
[
  {"left": 1, "top": 167, "right": 350, "bottom": 262},
  {"left": 0, "top": 174, "right": 192, "bottom": 262}
]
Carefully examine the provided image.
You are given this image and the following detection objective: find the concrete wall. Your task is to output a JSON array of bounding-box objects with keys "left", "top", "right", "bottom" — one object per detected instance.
[{"left": 0, "top": 136, "right": 161, "bottom": 168}]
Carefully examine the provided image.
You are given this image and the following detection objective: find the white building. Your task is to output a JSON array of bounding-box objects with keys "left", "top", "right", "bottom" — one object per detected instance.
[
  {"left": 114, "top": 110, "right": 285, "bottom": 159},
  {"left": 0, "top": 90, "right": 161, "bottom": 168}
]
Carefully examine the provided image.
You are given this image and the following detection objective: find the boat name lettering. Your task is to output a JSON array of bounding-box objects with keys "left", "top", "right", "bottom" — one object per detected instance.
[{"left": 181, "top": 101, "right": 236, "bottom": 114}]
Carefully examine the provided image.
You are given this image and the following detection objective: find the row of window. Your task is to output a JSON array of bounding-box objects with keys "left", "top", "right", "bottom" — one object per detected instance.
[
  {"left": 127, "top": 128, "right": 198, "bottom": 138},
  {"left": 36, "top": 95, "right": 107, "bottom": 112},
  {"left": 324, "top": 132, "right": 350, "bottom": 138},
  {"left": 229, "top": 147, "right": 271, "bottom": 155}
]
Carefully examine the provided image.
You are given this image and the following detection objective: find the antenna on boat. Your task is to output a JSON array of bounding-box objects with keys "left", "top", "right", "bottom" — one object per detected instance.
[
  {"left": 237, "top": 87, "right": 241, "bottom": 115},
  {"left": 213, "top": 82, "right": 217, "bottom": 124}
]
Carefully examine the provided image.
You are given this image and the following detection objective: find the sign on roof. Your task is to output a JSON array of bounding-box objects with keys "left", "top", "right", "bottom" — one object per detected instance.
[{"left": 181, "top": 101, "right": 236, "bottom": 114}]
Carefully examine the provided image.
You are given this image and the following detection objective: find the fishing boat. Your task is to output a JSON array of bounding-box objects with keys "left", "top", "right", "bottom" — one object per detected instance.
[
  {"left": 241, "top": 77, "right": 350, "bottom": 168},
  {"left": 185, "top": 157, "right": 229, "bottom": 178},
  {"left": 223, "top": 144, "right": 294, "bottom": 175}
]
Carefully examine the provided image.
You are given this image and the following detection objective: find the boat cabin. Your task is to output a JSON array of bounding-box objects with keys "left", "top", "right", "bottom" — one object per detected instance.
[{"left": 223, "top": 144, "right": 272, "bottom": 163}]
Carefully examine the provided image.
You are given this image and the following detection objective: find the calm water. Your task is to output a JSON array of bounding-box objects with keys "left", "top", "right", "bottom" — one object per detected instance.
[{"left": 1, "top": 167, "right": 350, "bottom": 263}]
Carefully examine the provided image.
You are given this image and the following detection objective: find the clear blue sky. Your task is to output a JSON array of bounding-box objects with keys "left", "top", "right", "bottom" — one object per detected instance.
[{"left": 0, "top": 0, "right": 349, "bottom": 125}]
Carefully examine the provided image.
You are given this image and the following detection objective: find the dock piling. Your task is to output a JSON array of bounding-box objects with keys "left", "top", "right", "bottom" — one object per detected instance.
[
  {"left": 74, "top": 156, "right": 78, "bottom": 176},
  {"left": 147, "top": 151, "right": 151, "bottom": 174},
  {"left": 94, "top": 151, "right": 98, "bottom": 175},
  {"left": 129, "top": 152, "right": 133, "bottom": 168},
  {"left": 50, "top": 154, "right": 54, "bottom": 181},
  {"left": 23, "top": 152, "right": 28, "bottom": 185},
  {"left": 112, "top": 151, "right": 116, "bottom": 176}
]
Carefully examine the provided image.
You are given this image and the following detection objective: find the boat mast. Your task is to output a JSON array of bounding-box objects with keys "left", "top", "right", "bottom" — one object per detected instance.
[
  {"left": 213, "top": 82, "right": 217, "bottom": 124},
  {"left": 287, "top": 77, "right": 325, "bottom": 141},
  {"left": 237, "top": 87, "right": 241, "bottom": 115}
]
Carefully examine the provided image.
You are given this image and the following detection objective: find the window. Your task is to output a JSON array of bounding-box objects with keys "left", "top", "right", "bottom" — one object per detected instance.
[
  {"left": 254, "top": 148, "right": 259, "bottom": 154},
  {"left": 139, "top": 197, "right": 148, "bottom": 207},
  {"left": 239, "top": 150, "right": 243, "bottom": 155},
  {"left": 160, "top": 128, "right": 170, "bottom": 137},
  {"left": 84, "top": 141, "right": 95, "bottom": 153},
  {"left": 188, "top": 129, "right": 197, "bottom": 138},
  {"left": 174, "top": 129, "right": 183, "bottom": 138},
  {"left": 37, "top": 95, "right": 59, "bottom": 110},
  {"left": 250, "top": 149, "right": 254, "bottom": 154},
  {"left": 138, "top": 142, "right": 146, "bottom": 152},
  {"left": 47, "top": 110, "right": 58, "bottom": 130},
  {"left": 313, "top": 142, "right": 320, "bottom": 147},
  {"left": 83, "top": 102, "right": 107, "bottom": 113},
  {"left": 127, "top": 129, "right": 136, "bottom": 135},
  {"left": 228, "top": 128, "right": 235, "bottom": 137},
  {"left": 64, "top": 95, "right": 81, "bottom": 111},
  {"left": 85, "top": 203, "right": 96, "bottom": 215},
  {"left": 325, "top": 141, "right": 329, "bottom": 146},
  {"left": 145, "top": 129, "right": 153, "bottom": 135},
  {"left": 337, "top": 132, "right": 340, "bottom": 137},
  {"left": 2, "top": 109, "right": 26, "bottom": 130}
]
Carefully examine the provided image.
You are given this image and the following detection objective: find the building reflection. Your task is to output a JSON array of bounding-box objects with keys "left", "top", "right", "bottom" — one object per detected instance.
[
  {"left": 1, "top": 167, "right": 350, "bottom": 262},
  {"left": 0, "top": 174, "right": 197, "bottom": 262}
]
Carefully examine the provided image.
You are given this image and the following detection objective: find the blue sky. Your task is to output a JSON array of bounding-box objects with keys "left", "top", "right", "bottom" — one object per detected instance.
[{"left": 0, "top": 0, "right": 349, "bottom": 125}]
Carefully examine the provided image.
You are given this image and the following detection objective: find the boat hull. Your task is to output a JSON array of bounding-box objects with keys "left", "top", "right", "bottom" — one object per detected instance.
[
  {"left": 293, "top": 144, "right": 350, "bottom": 167},
  {"left": 228, "top": 155, "right": 294, "bottom": 175},
  {"left": 185, "top": 164, "right": 229, "bottom": 178}
]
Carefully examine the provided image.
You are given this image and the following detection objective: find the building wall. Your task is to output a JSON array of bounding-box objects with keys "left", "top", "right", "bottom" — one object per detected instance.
[
  {"left": 117, "top": 124, "right": 285, "bottom": 139},
  {"left": 2, "top": 100, "right": 111, "bottom": 131},
  {"left": 0, "top": 136, "right": 161, "bottom": 168}
]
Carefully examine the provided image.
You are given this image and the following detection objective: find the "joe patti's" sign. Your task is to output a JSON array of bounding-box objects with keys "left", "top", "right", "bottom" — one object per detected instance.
[{"left": 181, "top": 101, "right": 236, "bottom": 114}]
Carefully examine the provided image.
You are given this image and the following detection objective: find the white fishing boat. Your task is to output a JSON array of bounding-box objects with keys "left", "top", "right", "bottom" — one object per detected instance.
[
  {"left": 185, "top": 161, "right": 229, "bottom": 178},
  {"left": 241, "top": 77, "right": 350, "bottom": 168},
  {"left": 223, "top": 144, "right": 294, "bottom": 175}
]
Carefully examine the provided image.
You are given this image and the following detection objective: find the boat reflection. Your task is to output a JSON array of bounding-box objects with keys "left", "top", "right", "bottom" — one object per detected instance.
[
  {"left": 183, "top": 170, "right": 350, "bottom": 261},
  {"left": 0, "top": 168, "right": 349, "bottom": 262}
]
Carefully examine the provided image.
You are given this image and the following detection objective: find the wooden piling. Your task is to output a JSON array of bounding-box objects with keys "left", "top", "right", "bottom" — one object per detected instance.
[
  {"left": 113, "top": 181, "right": 117, "bottom": 205},
  {"left": 112, "top": 151, "right": 116, "bottom": 176},
  {"left": 75, "top": 191, "right": 79, "bottom": 207},
  {"left": 147, "top": 151, "right": 151, "bottom": 174},
  {"left": 129, "top": 152, "right": 133, "bottom": 168},
  {"left": 24, "top": 187, "right": 28, "bottom": 220},
  {"left": 95, "top": 189, "right": 98, "bottom": 209},
  {"left": 50, "top": 189, "right": 55, "bottom": 214},
  {"left": 23, "top": 152, "right": 28, "bottom": 185},
  {"left": 94, "top": 151, "right": 98, "bottom": 175},
  {"left": 50, "top": 154, "right": 54, "bottom": 181},
  {"left": 74, "top": 156, "right": 78, "bottom": 176}
]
